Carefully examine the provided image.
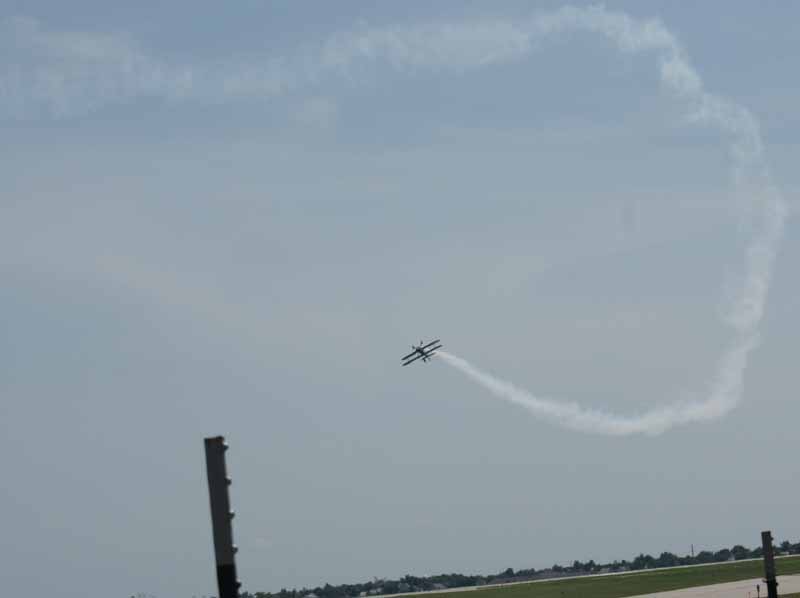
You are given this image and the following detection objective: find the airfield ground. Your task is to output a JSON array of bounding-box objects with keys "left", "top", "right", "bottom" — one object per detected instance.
[{"left": 408, "top": 556, "right": 800, "bottom": 598}]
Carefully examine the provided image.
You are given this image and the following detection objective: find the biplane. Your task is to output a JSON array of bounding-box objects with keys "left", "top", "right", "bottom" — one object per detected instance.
[{"left": 401, "top": 339, "right": 442, "bottom": 366}]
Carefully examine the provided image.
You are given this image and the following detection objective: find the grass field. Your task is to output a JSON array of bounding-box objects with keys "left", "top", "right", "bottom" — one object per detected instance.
[{"left": 425, "top": 557, "right": 800, "bottom": 598}]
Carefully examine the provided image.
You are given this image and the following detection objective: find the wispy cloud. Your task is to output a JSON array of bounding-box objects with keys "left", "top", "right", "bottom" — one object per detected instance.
[
  {"left": 0, "top": 7, "right": 760, "bottom": 119},
  {"left": 0, "top": 16, "right": 298, "bottom": 117}
]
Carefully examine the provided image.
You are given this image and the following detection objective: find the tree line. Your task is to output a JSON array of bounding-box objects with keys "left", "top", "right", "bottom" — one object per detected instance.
[{"left": 242, "top": 539, "right": 800, "bottom": 598}]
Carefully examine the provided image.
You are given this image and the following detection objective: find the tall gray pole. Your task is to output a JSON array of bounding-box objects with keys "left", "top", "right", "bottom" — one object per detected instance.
[
  {"left": 205, "top": 436, "right": 240, "bottom": 598},
  {"left": 761, "top": 530, "right": 778, "bottom": 598}
]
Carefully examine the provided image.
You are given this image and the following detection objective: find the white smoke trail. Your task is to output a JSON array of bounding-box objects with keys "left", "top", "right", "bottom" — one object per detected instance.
[
  {"left": 437, "top": 343, "right": 755, "bottom": 437},
  {"left": 2, "top": 7, "right": 786, "bottom": 433}
]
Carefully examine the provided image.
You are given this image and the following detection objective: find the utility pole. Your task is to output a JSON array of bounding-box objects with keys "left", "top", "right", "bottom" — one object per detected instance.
[
  {"left": 761, "top": 530, "right": 778, "bottom": 598},
  {"left": 205, "top": 436, "right": 241, "bottom": 598}
]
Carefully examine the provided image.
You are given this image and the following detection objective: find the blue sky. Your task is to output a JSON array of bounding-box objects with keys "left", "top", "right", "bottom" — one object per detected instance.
[{"left": 1, "top": 2, "right": 799, "bottom": 597}]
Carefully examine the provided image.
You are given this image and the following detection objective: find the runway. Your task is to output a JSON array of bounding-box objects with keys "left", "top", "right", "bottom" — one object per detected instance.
[{"left": 623, "top": 574, "right": 800, "bottom": 598}]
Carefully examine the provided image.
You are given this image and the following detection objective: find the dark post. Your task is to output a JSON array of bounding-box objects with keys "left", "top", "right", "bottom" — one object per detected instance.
[
  {"left": 761, "top": 530, "right": 778, "bottom": 598},
  {"left": 205, "top": 436, "right": 240, "bottom": 598}
]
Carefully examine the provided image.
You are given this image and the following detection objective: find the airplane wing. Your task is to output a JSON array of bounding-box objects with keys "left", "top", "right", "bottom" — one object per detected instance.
[
  {"left": 420, "top": 339, "right": 441, "bottom": 350},
  {"left": 401, "top": 349, "right": 419, "bottom": 360},
  {"left": 402, "top": 354, "right": 424, "bottom": 366},
  {"left": 425, "top": 344, "right": 442, "bottom": 354}
]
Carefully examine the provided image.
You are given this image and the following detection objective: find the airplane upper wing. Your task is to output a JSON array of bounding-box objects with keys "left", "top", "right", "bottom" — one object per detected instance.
[
  {"left": 420, "top": 339, "right": 441, "bottom": 350},
  {"left": 401, "top": 349, "right": 419, "bottom": 361}
]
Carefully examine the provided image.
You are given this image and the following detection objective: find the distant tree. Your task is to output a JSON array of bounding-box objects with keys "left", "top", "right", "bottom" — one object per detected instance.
[
  {"left": 656, "top": 552, "right": 679, "bottom": 568},
  {"left": 693, "top": 550, "right": 714, "bottom": 564},
  {"left": 381, "top": 580, "right": 399, "bottom": 594},
  {"left": 731, "top": 545, "right": 750, "bottom": 560},
  {"left": 631, "top": 554, "right": 656, "bottom": 570},
  {"left": 713, "top": 549, "right": 732, "bottom": 562}
]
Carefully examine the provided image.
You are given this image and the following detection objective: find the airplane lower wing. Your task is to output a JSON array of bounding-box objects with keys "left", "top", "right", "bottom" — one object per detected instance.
[
  {"left": 402, "top": 349, "right": 441, "bottom": 366},
  {"left": 402, "top": 354, "right": 424, "bottom": 366}
]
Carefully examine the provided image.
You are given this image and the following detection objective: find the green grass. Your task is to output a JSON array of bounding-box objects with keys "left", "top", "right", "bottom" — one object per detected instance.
[{"left": 427, "top": 557, "right": 800, "bottom": 598}]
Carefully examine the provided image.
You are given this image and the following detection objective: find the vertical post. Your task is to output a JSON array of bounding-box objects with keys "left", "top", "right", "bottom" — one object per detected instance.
[
  {"left": 761, "top": 530, "right": 778, "bottom": 598},
  {"left": 205, "top": 436, "right": 240, "bottom": 598}
]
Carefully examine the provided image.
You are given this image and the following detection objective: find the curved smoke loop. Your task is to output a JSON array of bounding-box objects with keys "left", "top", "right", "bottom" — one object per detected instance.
[{"left": 418, "top": 7, "right": 788, "bottom": 436}]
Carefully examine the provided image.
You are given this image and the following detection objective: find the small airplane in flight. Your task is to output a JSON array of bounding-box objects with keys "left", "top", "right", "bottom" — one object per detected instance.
[{"left": 401, "top": 339, "right": 443, "bottom": 367}]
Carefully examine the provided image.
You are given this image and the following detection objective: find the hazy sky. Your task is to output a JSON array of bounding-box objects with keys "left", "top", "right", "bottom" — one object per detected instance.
[{"left": 2, "top": 2, "right": 799, "bottom": 597}]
